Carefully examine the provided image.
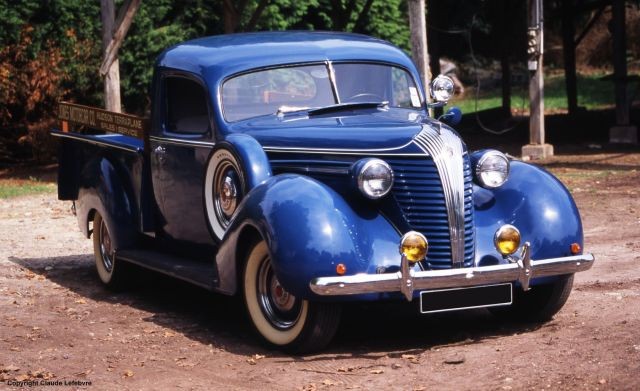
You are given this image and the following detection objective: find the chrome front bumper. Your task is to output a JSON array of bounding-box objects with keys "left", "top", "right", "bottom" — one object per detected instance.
[{"left": 309, "top": 242, "right": 595, "bottom": 301}]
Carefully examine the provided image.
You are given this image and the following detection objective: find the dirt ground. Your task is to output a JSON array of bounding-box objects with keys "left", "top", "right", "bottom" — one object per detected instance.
[{"left": 1, "top": 151, "right": 639, "bottom": 390}]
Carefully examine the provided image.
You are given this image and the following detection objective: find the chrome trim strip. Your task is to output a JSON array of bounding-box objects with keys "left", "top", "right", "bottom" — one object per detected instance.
[
  {"left": 309, "top": 248, "right": 595, "bottom": 298},
  {"left": 263, "top": 137, "right": 419, "bottom": 155},
  {"left": 149, "top": 135, "right": 215, "bottom": 148},
  {"left": 412, "top": 125, "right": 466, "bottom": 267},
  {"left": 265, "top": 149, "right": 427, "bottom": 156},
  {"left": 51, "top": 132, "right": 142, "bottom": 154},
  {"left": 271, "top": 165, "right": 350, "bottom": 175}
]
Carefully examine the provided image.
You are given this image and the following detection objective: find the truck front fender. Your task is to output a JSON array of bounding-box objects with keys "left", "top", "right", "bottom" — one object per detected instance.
[
  {"left": 474, "top": 160, "right": 584, "bottom": 269},
  {"left": 215, "top": 174, "right": 402, "bottom": 297}
]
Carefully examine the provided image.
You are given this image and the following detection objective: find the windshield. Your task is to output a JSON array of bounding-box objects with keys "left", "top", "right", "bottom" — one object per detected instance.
[{"left": 221, "top": 62, "right": 422, "bottom": 122}]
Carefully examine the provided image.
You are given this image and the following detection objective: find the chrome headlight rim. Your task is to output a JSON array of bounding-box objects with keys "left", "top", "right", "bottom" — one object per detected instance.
[
  {"left": 475, "top": 150, "right": 510, "bottom": 189},
  {"left": 355, "top": 158, "right": 394, "bottom": 199},
  {"left": 429, "top": 75, "right": 455, "bottom": 103}
]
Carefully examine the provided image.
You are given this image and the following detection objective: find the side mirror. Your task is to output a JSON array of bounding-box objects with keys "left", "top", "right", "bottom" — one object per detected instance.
[{"left": 438, "top": 106, "right": 462, "bottom": 126}]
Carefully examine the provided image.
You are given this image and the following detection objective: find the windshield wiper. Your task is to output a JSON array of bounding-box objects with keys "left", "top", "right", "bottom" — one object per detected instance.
[{"left": 308, "top": 101, "right": 388, "bottom": 116}]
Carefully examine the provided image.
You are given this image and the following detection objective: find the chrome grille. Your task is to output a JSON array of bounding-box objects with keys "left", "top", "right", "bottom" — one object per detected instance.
[{"left": 388, "top": 155, "right": 475, "bottom": 268}]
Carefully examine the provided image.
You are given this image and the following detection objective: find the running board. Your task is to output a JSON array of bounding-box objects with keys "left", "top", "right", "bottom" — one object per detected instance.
[{"left": 116, "top": 249, "right": 218, "bottom": 290}]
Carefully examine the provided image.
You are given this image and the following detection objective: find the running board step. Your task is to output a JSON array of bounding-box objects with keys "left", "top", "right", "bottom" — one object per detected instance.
[{"left": 116, "top": 249, "right": 218, "bottom": 290}]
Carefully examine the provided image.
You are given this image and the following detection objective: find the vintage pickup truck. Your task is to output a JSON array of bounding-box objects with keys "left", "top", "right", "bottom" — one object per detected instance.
[{"left": 53, "top": 31, "right": 594, "bottom": 352}]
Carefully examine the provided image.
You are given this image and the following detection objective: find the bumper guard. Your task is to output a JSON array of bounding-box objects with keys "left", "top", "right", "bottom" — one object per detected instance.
[{"left": 309, "top": 242, "right": 595, "bottom": 301}]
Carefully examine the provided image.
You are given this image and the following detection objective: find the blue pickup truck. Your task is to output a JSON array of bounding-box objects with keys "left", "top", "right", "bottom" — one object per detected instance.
[{"left": 53, "top": 31, "right": 594, "bottom": 352}]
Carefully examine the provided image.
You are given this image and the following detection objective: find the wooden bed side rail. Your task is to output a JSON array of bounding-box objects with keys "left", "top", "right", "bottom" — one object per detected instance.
[{"left": 58, "top": 101, "right": 149, "bottom": 140}]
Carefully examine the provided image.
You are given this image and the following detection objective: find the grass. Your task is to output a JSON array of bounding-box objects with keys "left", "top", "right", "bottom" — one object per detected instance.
[
  {"left": 0, "top": 177, "right": 56, "bottom": 199},
  {"left": 450, "top": 72, "right": 638, "bottom": 114}
]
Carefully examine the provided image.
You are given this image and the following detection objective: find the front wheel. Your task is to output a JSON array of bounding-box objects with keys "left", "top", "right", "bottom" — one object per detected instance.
[
  {"left": 243, "top": 240, "right": 341, "bottom": 353},
  {"left": 491, "top": 274, "right": 574, "bottom": 322}
]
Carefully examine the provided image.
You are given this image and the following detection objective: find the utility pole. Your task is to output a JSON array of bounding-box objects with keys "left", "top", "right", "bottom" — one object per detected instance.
[
  {"left": 101, "top": 0, "right": 121, "bottom": 113},
  {"left": 522, "top": 0, "right": 553, "bottom": 160},
  {"left": 408, "top": 0, "right": 431, "bottom": 98}
]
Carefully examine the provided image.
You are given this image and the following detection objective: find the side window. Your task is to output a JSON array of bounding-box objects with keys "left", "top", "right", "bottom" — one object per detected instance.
[{"left": 165, "top": 77, "right": 209, "bottom": 134}]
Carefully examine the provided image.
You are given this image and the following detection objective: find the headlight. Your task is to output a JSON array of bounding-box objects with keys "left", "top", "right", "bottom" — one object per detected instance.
[
  {"left": 430, "top": 75, "right": 455, "bottom": 102},
  {"left": 400, "top": 231, "right": 429, "bottom": 263},
  {"left": 475, "top": 150, "right": 510, "bottom": 189},
  {"left": 494, "top": 224, "right": 521, "bottom": 256},
  {"left": 354, "top": 158, "right": 394, "bottom": 199}
]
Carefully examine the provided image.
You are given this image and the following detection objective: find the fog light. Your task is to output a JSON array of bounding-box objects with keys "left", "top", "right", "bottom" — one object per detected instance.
[
  {"left": 494, "top": 225, "right": 521, "bottom": 256},
  {"left": 336, "top": 263, "right": 347, "bottom": 275},
  {"left": 400, "top": 231, "right": 428, "bottom": 263}
]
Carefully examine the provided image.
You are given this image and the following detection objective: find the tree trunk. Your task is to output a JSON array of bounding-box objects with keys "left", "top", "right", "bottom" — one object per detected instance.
[
  {"left": 101, "top": 0, "right": 121, "bottom": 112},
  {"left": 562, "top": 0, "right": 578, "bottom": 115},
  {"left": 500, "top": 0, "right": 511, "bottom": 117},
  {"left": 426, "top": 0, "right": 441, "bottom": 115},
  {"left": 612, "top": 0, "right": 629, "bottom": 126}
]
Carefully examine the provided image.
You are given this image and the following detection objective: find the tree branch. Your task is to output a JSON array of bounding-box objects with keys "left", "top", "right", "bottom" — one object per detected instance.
[
  {"left": 99, "top": 0, "right": 141, "bottom": 77},
  {"left": 244, "top": 0, "right": 271, "bottom": 32},
  {"left": 353, "top": 0, "right": 375, "bottom": 33}
]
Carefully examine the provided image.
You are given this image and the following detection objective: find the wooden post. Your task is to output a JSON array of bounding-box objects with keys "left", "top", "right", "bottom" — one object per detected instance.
[
  {"left": 522, "top": 0, "right": 553, "bottom": 160},
  {"left": 609, "top": 0, "right": 638, "bottom": 143},
  {"left": 101, "top": 0, "right": 121, "bottom": 113},
  {"left": 408, "top": 0, "right": 431, "bottom": 99},
  {"left": 561, "top": 0, "right": 578, "bottom": 115}
]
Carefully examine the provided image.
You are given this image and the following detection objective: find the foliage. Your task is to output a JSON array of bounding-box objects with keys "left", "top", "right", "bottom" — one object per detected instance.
[{"left": 1, "top": 0, "right": 635, "bottom": 165}]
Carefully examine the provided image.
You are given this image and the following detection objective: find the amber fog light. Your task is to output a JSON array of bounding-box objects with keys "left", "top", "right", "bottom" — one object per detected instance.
[
  {"left": 494, "top": 225, "right": 521, "bottom": 256},
  {"left": 400, "top": 231, "right": 429, "bottom": 263}
]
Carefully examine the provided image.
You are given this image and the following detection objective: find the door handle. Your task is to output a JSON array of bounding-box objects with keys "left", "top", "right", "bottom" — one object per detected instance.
[{"left": 154, "top": 145, "right": 166, "bottom": 155}]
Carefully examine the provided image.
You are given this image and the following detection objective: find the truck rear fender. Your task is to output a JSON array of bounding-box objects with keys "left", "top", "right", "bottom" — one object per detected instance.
[
  {"left": 215, "top": 175, "right": 401, "bottom": 297},
  {"left": 75, "top": 156, "right": 138, "bottom": 250}
]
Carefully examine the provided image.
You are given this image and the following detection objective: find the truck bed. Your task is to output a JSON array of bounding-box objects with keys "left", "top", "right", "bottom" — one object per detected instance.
[{"left": 52, "top": 129, "right": 153, "bottom": 233}]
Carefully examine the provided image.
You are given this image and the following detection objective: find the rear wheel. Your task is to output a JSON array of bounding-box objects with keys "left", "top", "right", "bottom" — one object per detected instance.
[
  {"left": 491, "top": 274, "right": 574, "bottom": 322},
  {"left": 243, "top": 240, "right": 341, "bottom": 353},
  {"left": 92, "top": 213, "right": 130, "bottom": 290}
]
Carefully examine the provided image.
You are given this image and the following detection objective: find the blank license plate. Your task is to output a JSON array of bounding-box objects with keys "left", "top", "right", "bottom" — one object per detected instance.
[{"left": 419, "top": 283, "right": 513, "bottom": 314}]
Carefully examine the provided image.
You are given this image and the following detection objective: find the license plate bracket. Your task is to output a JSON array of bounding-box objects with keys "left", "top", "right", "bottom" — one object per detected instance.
[{"left": 419, "top": 283, "right": 513, "bottom": 314}]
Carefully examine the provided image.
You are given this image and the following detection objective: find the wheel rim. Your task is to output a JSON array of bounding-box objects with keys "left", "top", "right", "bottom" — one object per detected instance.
[
  {"left": 256, "top": 254, "right": 302, "bottom": 330},
  {"left": 99, "top": 219, "right": 114, "bottom": 272}
]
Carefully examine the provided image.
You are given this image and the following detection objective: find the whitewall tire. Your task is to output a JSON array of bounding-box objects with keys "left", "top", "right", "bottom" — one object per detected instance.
[
  {"left": 204, "top": 148, "right": 245, "bottom": 240},
  {"left": 242, "top": 240, "right": 341, "bottom": 353},
  {"left": 92, "top": 213, "right": 129, "bottom": 289}
]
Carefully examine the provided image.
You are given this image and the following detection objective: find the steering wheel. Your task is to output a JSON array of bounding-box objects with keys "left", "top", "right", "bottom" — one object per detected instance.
[{"left": 344, "top": 93, "right": 384, "bottom": 103}]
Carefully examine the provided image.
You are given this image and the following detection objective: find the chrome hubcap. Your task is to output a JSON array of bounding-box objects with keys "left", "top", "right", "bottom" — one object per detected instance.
[
  {"left": 214, "top": 163, "right": 240, "bottom": 227},
  {"left": 257, "top": 255, "right": 301, "bottom": 330},
  {"left": 220, "top": 172, "right": 238, "bottom": 216}
]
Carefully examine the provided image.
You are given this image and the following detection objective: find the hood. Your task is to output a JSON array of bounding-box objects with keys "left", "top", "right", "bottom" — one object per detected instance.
[{"left": 225, "top": 108, "right": 430, "bottom": 152}]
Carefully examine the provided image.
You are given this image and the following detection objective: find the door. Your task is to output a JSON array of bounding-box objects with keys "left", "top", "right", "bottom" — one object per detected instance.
[{"left": 150, "top": 74, "right": 216, "bottom": 252}]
